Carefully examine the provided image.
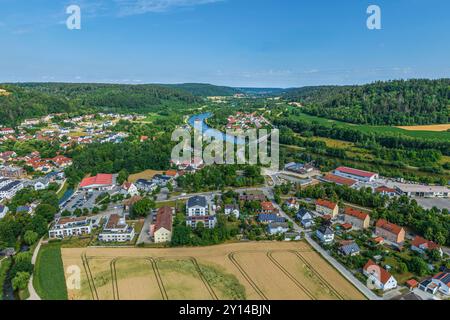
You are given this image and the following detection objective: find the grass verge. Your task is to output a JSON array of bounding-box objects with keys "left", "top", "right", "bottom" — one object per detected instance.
[{"left": 33, "top": 243, "right": 68, "bottom": 300}]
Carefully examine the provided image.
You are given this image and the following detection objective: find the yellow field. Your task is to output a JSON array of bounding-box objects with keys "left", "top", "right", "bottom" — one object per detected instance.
[
  {"left": 61, "top": 242, "right": 365, "bottom": 300},
  {"left": 0, "top": 89, "right": 11, "bottom": 96},
  {"left": 128, "top": 169, "right": 164, "bottom": 183},
  {"left": 396, "top": 124, "right": 450, "bottom": 132}
]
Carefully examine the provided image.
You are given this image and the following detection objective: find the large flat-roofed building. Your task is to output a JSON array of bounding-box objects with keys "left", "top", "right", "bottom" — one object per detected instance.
[
  {"left": 79, "top": 173, "right": 114, "bottom": 191},
  {"left": 394, "top": 184, "right": 449, "bottom": 198},
  {"left": 98, "top": 214, "right": 135, "bottom": 242},
  {"left": 49, "top": 216, "right": 92, "bottom": 239},
  {"left": 321, "top": 174, "right": 358, "bottom": 188},
  {"left": 0, "top": 180, "right": 24, "bottom": 200},
  {"left": 334, "top": 166, "right": 378, "bottom": 182}
]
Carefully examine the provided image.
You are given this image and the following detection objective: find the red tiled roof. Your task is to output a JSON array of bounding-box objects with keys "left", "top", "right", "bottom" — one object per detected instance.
[
  {"left": 323, "top": 174, "right": 357, "bottom": 187},
  {"left": 261, "top": 201, "right": 276, "bottom": 211},
  {"left": 155, "top": 206, "right": 173, "bottom": 232},
  {"left": 375, "top": 186, "right": 397, "bottom": 193},
  {"left": 165, "top": 170, "right": 178, "bottom": 177},
  {"left": 376, "top": 219, "right": 404, "bottom": 236},
  {"left": 341, "top": 223, "right": 353, "bottom": 230},
  {"left": 363, "top": 260, "right": 393, "bottom": 285},
  {"left": 80, "top": 174, "right": 113, "bottom": 187},
  {"left": 411, "top": 236, "right": 440, "bottom": 250},
  {"left": 316, "top": 199, "right": 337, "bottom": 210},
  {"left": 344, "top": 207, "right": 369, "bottom": 221},
  {"left": 406, "top": 279, "right": 419, "bottom": 288},
  {"left": 335, "top": 166, "right": 377, "bottom": 178}
]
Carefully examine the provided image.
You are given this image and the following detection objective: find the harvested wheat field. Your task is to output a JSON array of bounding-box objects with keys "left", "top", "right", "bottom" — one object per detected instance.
[
  {"left": 61, "top": 242, "right": 365, "bottom": 300},
  {"left": 396, "top": 124, "right": 450, "bottom": 132},
  {"left": 128, "top": 169, "right": 165, "bottom": 183}
]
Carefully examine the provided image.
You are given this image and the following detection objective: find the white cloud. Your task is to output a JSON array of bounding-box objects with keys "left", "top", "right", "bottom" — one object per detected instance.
[{"left": 114, "top": 0, "right": 224, "bottom": 16}]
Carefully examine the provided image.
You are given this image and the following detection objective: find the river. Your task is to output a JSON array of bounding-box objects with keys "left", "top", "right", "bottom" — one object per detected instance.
[{"left": 188, "top": 113, "right": 245, "bottom": 145}]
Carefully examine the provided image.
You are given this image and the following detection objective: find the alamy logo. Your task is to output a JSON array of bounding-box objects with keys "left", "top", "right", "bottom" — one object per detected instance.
[
  {"left": 171, "top": 121, "right": 279, "bottom": 171},
  {"left": 367, "top": 5, "right": 382, "bottom": 30},
  {"left": 66, "top": 265, "right": 81, "bottom": 290},
  {"left": 66, "top": 5, "right": 81, "bottom": 30}
]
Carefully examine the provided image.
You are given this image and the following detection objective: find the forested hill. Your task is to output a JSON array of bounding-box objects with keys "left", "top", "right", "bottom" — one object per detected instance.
[
  {"left": 0, "top": 83, "right": 201, "bottom": 126},
  {"left": 163, "top": 83, "right": 241, "bottom": 96},
  {"left": 0, "top": 85, "right": 74, "bottom": 126},
  {"left": 283, "top": 79, "right": 450, "bottom": 125}
]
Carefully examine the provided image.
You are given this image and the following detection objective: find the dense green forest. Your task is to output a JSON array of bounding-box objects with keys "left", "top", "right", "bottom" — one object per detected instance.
[
  {"left": 0, "top": 83, "right": 201, "bottom": 126},
  {"left": 284, "top": 79, "right": 450, "bottom": 125},
  {"left": 163, "top": 83, "right": 241, "bottom": 96},
  {"left": 0, "top": 85, "right": 74, "bottom": 126}
]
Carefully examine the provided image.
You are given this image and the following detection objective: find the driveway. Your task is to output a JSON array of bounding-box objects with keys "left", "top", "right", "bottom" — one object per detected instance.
[{"left": 136, "top": 212, "right": 154, "bottom": 245}]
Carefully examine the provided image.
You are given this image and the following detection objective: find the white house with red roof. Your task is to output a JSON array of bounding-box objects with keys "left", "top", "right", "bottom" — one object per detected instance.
[
  {"left": 375, "top": 186, "right": 398, "bottom": 197},
  {"left": 0, "top": 128, "right": 15, "bottom": 135},
  {"left": 315, "top": 199, "right": 339, "bottom": 218},
  {"left": 363, "top": 260, "right": 397, "bottom": 291},
  {"left": 79, "top": 174, "right": 114, "bottom": 191},
  {"left": 121, "top": 182, "right": 139, "bottom": 196},
  {"left": 51, "top": 155, "right": 73, "bottom": 168},
  {"left": 334, "top": 166, "right": 379, "bottom": 182},
  {"left": 411, "top": 236, "right": 443, "bottom": 257}
]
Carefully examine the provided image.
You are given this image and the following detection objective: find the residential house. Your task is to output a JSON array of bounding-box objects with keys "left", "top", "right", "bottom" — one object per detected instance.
[
  {"left": 296, "top": 208, "right": 314, "bottom": 228},
  {"left": 375, "top": 219, "right": 405, "bottom": 245},
  {"left": 411, "top": 236, "right": 443, "bottom": 258},
  {"left": 153, "top": 206, "right": 173, "bottom": 243},
  {"left": 284, "top": 232, "right": 301, "bottom": 241},
  {"left": 121, "top": 182, "right": 139, "bottom": 196},
  {"left": 51, "top": 155, "right": 73, "bottom": 168},
  {"left": 339, "top": 241, "right": 361, "bottom": 256},
  {"left": 316, "top": 226, "right": 335, "bottom": 244},
  {"left": 123, "top": 195, "right": 142, "bottom": 212},
  {"left": 267, "top": 222, "right": 290, "bottom": 235},
  {"left": 49, "top": 216, "right": 92, "bottom": 239},
  {"left": 285, "top": 198, "right": 300, "bottom": 210},
  {"left": 152, "top": 174, "right": 172, "bottom": 187},
  {"left": 363, "top": 260, "right": 398, "bottom": 291},
  {"left": 315, "top": 199, "right": 339, "bottom": 218},
  {"left": 224, "top": 204, "right": 240, "bottom": 219},
  {"left": 257, "top": 214, "right": 286, "bottom": 224},
  {"left": 258, "top": 201, "right": 278, "bottom": 214},
  {"left": 98, "top": 214, "right": 135, "bottom": 242},
  {"left": 343, "top": 207, "right": 370, "bottom": 229},
  {"left": 186, "top": 196, "right": 216, "bottom": 229},
  {"left": 431, "top": 272, "right": 450, "bottom": 296},
  {"left": 135, "top": 179, "right": 157, "bottom": 193}
]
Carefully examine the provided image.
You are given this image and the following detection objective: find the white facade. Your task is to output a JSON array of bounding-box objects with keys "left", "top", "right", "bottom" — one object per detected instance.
[
  {"left": 49, "top": 217, "right": 92, "bottom": 239},
  {"left": 154, "top": 227, "right": 171, "bottom": 243},
  {"left": 0, "top": 181, "right": 24, "bottom": 200},
  {"left": 364, "top": 270, "right": 398, "bottom": 291},
  {"left": 316, "top": 227, "right": 335, "bottom": 244},
  {"left": 98, "top": 215, "right": 135, "bottom": 242},
  {"left": 0, "top": 205, "right": 8, "bottom": 219}
]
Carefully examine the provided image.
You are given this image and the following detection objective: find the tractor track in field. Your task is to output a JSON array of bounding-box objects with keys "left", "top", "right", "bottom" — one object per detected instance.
[
  {"left": 289, "top": 250, "right": 344, "bottom": 300},
  {"left": 228, "top": 252, "right": 268, "bottom": 300},
  {"left": 81, "top": 252, "right": 99, "bottom": 300},
  {"left": 266, "top": 251, "right": 316, "bottom": 300}
]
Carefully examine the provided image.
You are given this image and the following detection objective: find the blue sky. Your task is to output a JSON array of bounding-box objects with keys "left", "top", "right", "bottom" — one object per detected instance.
[{"left": 0, "top": 0, "right": 449, "bottom": 87}]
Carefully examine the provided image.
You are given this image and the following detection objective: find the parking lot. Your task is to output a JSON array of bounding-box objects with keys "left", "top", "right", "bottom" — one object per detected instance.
[{"left": 61, "top": 187, "right": 121, "bottom": 213}]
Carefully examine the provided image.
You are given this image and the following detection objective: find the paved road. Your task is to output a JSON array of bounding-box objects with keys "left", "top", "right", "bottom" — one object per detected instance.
[
  {"left": 136, "top": 213, "right": 154, "bottom": 245},
  {"left": 262, "top": 187, "right": 380, "bottom": 300}
]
